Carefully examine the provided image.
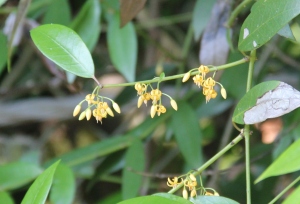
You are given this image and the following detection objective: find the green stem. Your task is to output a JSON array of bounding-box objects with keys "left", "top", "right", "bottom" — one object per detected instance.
[
  {"left": 168, "top": 133, "right": 244, "bottom": 194},
  {"left": 244, "top": 49, "right": 256, "bottom": 204},
  {"left": 102, "top": 58, "right": 248, "bottom": 88},
  {"left": 269, "top": 175, "right": 300, "bottom": 204}
]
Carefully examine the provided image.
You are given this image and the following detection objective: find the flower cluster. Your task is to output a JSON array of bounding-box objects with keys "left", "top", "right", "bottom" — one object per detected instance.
[
  {"left": 167, "top": 173, "right": 219, "bottom": 200},
  {"left": 182, "top": 65, "right": 227, "bottom": 103},
  {"left": 73, "top": 90, "right": 121, "bottom": 124},
  {"left": 135, "top": 83, "right": 177, "bottom": 118}
]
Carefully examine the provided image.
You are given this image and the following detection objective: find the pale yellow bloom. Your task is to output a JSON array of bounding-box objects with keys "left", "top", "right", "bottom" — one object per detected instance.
[{"left": 167, "top": 177, "right": 183, "bottom": 188}]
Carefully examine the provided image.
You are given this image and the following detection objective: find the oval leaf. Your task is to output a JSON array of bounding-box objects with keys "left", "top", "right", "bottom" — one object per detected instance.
[
  {"left": 107, "top": 13, "right": 137, "bottom": 82},
  {"left": 122, "top": 140, "right": 145, "bottom": 200},
  {"left": 238, "top": 0, "right": 300, "bottom": 51},
  {"left": 232, "top": 81, "right": 280, "bottom": 124},
  {"left": 70, "top": 0, "right": 101, "bottom": 51},
  {"left": 255, "top": 139, "right": 300, "bottom": 183},
  {"left": 21, "top": 160, "right": 60, "bottom": 204},
  {"left": 30, "top": 24, "right": 94, "bottom": 78},
  {"left": 0, "top": 162, "right": 42, "bottom": 191},
  {"left": 171, "top": 101, "right": 203, "bottom": 168},
  {"left": 118, "top": 195, "right": 187, "bottom": 204},
  {"left": 50, "top": 163, "right": 75, "bottom": 204},
  {"left": 190, "top": 196, "right": 239, "bottom": 204}
]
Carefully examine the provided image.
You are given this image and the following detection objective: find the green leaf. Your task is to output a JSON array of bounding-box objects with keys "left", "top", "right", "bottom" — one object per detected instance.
[
  {"left": 0, "top": 31, "right": 7, "bottom": 74},
  {"left": 232, "top": 81, "right": 280, "bottom": 124},
  {"left": 50, "top": 163, "right": 75, "bottom": 204},
  {"left": 107, "top": 13, "right": 137, "bottom": 82},
  {"left": 283, "top": 184, "right": 300, "bottom": 204},
  {"left": 30, "top": 24, "right": 94, "bottom": 78},
  {"left": 70, "top": 0, "right": 101, "bottom": 52},
  {"left": 0, "top": 162, "right": 42, "bottom": 191},
  {"left": 21, "top": 160, "right": 60, "bottom": 204},
  {"left": 154, "top": 193, "right": 192, "bottom": 204},
  {"left": 190, "top": 196, "right": 239, "bottom": 204},
  {"left": 0, "top": 191, "right": 14, "bottom": 204},
  {"left": 98, "top": 191, "right": 122, "bottom": 204},
  {"left": 122, "top": 140, "right": 145, "bottom": 200},
  {"left": 255, "top": 139, "right": 300, "bottom": 183},
  {"left": 117, "top": 195, "right": 186, "bottom": 204},
  {"left": 42, "top": 0, "right": 71, "bottom": 26},
  {"left": 239, "top": 0, "right": 300, "bottom": 51},
  {"left": 192, "top": 0, "right": 217, "bottom": 41},
  {"left": 278, "top": 24, "right": 296, "bottom": 41},
  {"left": 171, "top": 101, "right": 203, "bottom": 168}
]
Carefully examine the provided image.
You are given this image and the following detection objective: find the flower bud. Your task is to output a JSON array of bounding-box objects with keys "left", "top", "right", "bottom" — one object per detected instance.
[
  {"left": 150, "top": 105, "right": 156, "bottom": 118},
  {"left": 221, "top": 87, "right": 227, "bottom": 99},
  {"left": 86, "top": 108, "right": 92, "bottom": 120},
  {"left": 182, "top": 188, "right": 188, "bottom": 199},
  {"left": 190, "top": 189, "right": 197, "bottom": 197},
  {"left": 182, "top": 72, "right": 190, "bottom": 82},
  {"left": 112, "top": 102, "right": 121, "bottom": 113},
  {"left": 106, "top": 107, "right": 114, "bottom": 117},
  {"left": 170, "top": 99, "right": 178, "bottom": 111},
  {"left": 137, "top": 96, "right": 143, "bottom": 108},
  {"left": 189, "top": 174, "right": 196, "bottom": 181},
  {"left": 73, "top": 105, "right": 81, "bottom": 117},
  {"left": 79, "top": 111, "right": 86, "bottom": 121}
]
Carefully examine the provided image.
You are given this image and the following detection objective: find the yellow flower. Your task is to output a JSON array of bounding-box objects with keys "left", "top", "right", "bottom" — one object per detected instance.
[
  {"left": 156, "top": 104, "right": 166, "bottom": 116},
  {"left": 198, "top": 65, "right": 210, "bottom": 75},
  {"left": 135, "top": 83, "right": 147, "bottom": 95},
  {"left": 203, "top": 77, "right": 216, "bottom": 88},
  {"left": 150, "top": 89, "right": 162, "bottom": 103},
  {"left": 167, "top": 177, "right": 183, "bottom": 188},
  {"left": 137, "top": 93, "right": 151, "bottom": 108},
  {"left": 193, "top": 74, "right": 203, "bottom": 87},
  {"left": 85, "top": 94, "right": 96, "bottom": 104},
  {"left": 203, "top": 88, "right": 217, "bottom": 103},
  {"left": 184, "top": 180, "right": 197, "bottom": 191}
]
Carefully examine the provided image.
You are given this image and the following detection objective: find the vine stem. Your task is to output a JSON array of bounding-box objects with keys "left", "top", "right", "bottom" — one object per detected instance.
[
  {"left": 168, "top": 133, "right": 244, "bottom": 194},
  {"left": 102, "top": 58, "right": 248, "bottom": 88},
  {"left": 268, "top": 175, "right": 300, "bottom": 204},
  {"left": 245, "top": 49, "right": 256, "bottom": 204}
]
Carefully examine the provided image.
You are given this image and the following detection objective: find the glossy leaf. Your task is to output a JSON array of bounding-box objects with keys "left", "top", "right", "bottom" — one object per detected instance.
[
  {"left": 255, "top": 139, "right": 300, "bottom": 183},
  {"left": 0, "top": 31, "right": 7, "bottom": 74},
  {"left": 120, "top": 0, "right": 146, "bottom": 27},
  {"left": 0, "top": 162, "right": 42, "bottom": 191},
  {"left": 192, "top": 0, "right": 217, "bottom": 41},
  {"left": 171, "top": 101, "right": 203, "bottom": 168},
  {"left": 154, "top": 193, "right": 192, "bottom": 203},
  {"left": 21, "top": 160, "right": 60, "bottom": 204},
  {"left": 0, "top": 191, "right": 14, "bottom": 204},
  {"left": 239, "top": 0, "right": 300, "bottom": 51},
  {"left": 122, "top": 140, "right": 145, "bottom": 200},
  {"left": 190, "top": 196, "right": 239, "bottom": 204},
  {"left": 283, "top": 184, "right": 300, "bottom": 204},
  {"left": 118, "top": 195, "right": 187, "bottom": 204},
  {"left": 50, "top": 163, "right": 75, "bottom": 204},
  {"left": 107, "top": 13, "right": 137, "bottom": 82},
  {"left": 42, "top": 0, "right": 71, "bottom": 26},
  {"left": 232, "top": 81, "right": 280, "bottom": 124},
  {"left": 30, "top": 24, "right": 95, "bottom": 78},
  {"left": 70, "top": 0, "right": 101, "bottom": 51}
]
